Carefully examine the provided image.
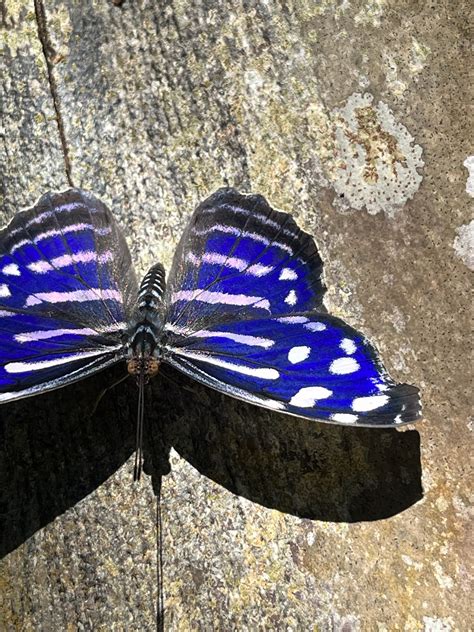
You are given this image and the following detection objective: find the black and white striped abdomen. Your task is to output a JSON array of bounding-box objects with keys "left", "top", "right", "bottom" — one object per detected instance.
[{"left": 137, "top": 263, "right": 166, "bottom": 311}]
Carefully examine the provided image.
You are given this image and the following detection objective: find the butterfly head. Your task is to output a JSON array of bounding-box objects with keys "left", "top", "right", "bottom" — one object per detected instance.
[{"left": 127, "top": 355, "right": 160, "bottom": 382}]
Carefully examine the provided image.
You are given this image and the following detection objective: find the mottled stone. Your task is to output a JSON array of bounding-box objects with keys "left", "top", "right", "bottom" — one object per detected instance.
[
  {"left": 0, "top": 0, "right": 68, "bottom": 214},
  {"left": 0, "top": 0, "right": 472, "bottom": 630}
]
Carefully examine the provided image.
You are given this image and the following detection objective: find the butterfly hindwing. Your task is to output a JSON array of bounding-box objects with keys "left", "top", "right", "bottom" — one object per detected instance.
[
  {"left": 0, "top": 189, "right": 137, "bottom": 402},
  {"left": 164, "top": 313, "right": 420, "bottom": 426},
  {"left": 163, "top": 189, "right": 421, "bottom": 426}
]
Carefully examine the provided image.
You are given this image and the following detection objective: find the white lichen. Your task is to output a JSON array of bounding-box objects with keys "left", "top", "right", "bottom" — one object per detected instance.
[
  {"left": 453, "top": 220, "right": 474, "bottom": 271},
  {"left": 331, "top": 93, "right": 424, "bottom": 216},
  {"left": 463, "top": 156, "right": 474, "bottom": 198},
  {"left": 423, "top": 616, "right": 454, "bottom": 632}
]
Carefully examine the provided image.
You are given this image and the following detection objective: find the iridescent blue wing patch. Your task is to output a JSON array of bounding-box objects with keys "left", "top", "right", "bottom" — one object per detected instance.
[
  {"left": 0, "top": 189, "right": 137, "bottom": 402},
  {"left": 166, "top": 188, "right": 325, "bottom": 330},
  {"left": 163, "top": 188, "right": 421, "bottom": 426}
]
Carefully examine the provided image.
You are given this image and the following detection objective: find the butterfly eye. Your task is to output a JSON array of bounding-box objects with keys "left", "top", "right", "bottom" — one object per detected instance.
[
  {"left": 127, "top": 358, "right": 139, "bottom": 376},
  {"left": 145, "top": 358, "right": 160, "bottom": 380}
]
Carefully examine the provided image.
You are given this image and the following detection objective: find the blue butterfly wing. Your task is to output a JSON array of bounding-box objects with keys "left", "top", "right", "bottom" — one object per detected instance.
[
  {"left": 0, "top": 189, "right": 138, "bottom": 402},
  {"left": 163, "top": 188, "right": 421, "bottom": 426},
  {"left": 166, "top": 188, "right": 325, "bottom": 329},
  {"left": 164, "top": 314, "right": 420, "bottom": 426}
]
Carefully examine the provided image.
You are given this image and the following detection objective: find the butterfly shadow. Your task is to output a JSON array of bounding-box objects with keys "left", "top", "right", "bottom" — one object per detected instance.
[
  {"left": 0, "top": 365, "right": 422, "bottom": 558},
  {"left": 0, "top": 365, "right": 142, "bottom": 558},
  {"left": 147, "top": 366, "right": 423, "bottom": 522}
]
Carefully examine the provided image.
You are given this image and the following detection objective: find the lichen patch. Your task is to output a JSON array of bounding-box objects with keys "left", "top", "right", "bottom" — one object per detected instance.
[
  {"left": 318, "top": 92, "right": 424, "bottom": 216},
  {"left": 453, "top": 220, "right": 474, "bottom": 271},
  {"left": 463, "top": 156, "right": 474, "bottom": 198}
]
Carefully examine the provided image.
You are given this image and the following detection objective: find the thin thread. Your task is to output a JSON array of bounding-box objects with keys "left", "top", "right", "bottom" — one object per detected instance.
[
  {"left": 156, "top": 490, "right": 165, "bottom": 631},
  {"left": 33, "top": 0, "right": 74, "bottom": 188}
]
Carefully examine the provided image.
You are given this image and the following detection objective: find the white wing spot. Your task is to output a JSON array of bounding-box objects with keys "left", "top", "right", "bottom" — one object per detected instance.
[
  {"left": 304, "top": 322, "right": 326, "bottom": 332},
  {"left": 329, "top": 357, "right": 360, "bottom": 375},
  {"left": 247, "top": 263, "right": 274, "bottom": 277},
  {"left": 284, "top": 289, "right": 297, "bottom": 306},
  {"left": 2, "top": 264, "right": 21, "bottom": 276},
  {"left": 172, "top": 349, "right": 279, "bottom": 380},
  {"left": 0, "top": 284, "right": 11, "bottom": 298},
  {"left": 8, "top": 203, "right": 85, "bottom": 239},
  {"left": 10, "top": 224, "right": 112, "bottom": 254},
  {"left": 203, "top": 203, "right": 299, "bottom": 241},
  {"left": 186, "top": 251, "right": 273, "bottom": 277},
  {"left": 164, "top": 324, "right": 275, "bottom": 349},
  {"left": 352, "top": 394, "right": 389, "bottom": 412},
  {"left": 340, "top": 338, "right": 357, "bottom": 355},
  {"left": 27, "top": 250, "right": 112, "bottom": 274},
  {"left": 5, "top": 348, "right": 122, "bottom": 374},
  {"left": 288, "top": 346, "right": 311, "bottom": 364},
  {"left": 14, "top": 323, "right": 126, "bottom": 343},
  {"left": 172, "top": 290, "right": 270, "bottom": 312},
  {"left": 24, "top": 289, "right": 122, "bottom": 307},
  {"left": 192, "top": 224, "right": 294, "bottom": 255},
  {"left": 331, "top": 413, "right": 359, "bottom": 424},
  {"left": 276, "top": 316, "right": 309, "bottom": 324},
  {"left": 290, "top": 386, "right": 333, "bottom": 407},
  {"left": 279, "top": 267, "right": 298, "bottom": 281}
]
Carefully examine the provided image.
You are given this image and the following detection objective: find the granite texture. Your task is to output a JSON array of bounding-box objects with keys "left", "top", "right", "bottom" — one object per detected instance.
[{"left": 0, "top": 0, "right": 472, "bottom": 630}]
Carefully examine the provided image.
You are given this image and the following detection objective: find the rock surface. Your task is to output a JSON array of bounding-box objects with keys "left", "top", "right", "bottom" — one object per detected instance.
[{"left": 0, "top": 1, "right": 471, "bottom": 629}]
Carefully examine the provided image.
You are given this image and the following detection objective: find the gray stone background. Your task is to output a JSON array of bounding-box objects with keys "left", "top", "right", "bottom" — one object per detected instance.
[{"left": 0, "top": 0, "right": 472, "bottom": 630}]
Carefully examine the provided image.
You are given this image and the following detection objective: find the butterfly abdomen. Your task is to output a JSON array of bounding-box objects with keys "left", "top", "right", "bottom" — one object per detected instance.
[
  {"left": 137, "top": 262, "right": 166, "bottom": 311},
  {"left": 126, "top": 263, "right": 166, "bottom": 379}
]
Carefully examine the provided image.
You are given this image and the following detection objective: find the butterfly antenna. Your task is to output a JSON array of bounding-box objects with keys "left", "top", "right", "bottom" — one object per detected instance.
[{"left": 133, "top": 368, "right": 146, "bottom": 481}]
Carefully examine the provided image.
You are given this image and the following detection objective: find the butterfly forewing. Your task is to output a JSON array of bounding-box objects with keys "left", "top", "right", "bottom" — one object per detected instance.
[
  {"left": 165, "top": 188, "right": 325, "bottom": 332},
  {"left": 0, "top": 189, "right": 137, "bottom": 402},
  {"left": 163, "top": 188, "right": 421, "bottom": 427}
]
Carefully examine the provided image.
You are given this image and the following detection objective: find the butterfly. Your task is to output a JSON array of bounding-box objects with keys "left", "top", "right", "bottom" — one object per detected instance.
[{"left": 0, "top": 188, "right": 421, "bottom": 478}]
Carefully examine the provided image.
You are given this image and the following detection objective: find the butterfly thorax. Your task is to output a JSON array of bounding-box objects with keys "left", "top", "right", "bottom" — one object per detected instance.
[{"left": 126, "top": 262, "right": 166, "bottom": 381}]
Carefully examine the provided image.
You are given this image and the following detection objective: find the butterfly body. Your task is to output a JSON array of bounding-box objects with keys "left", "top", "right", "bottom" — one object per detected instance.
[
  {"left": 126, "top": 263, "right": 166, "bottom": 381},
  {"left": 0, "top": 188, "right": 421, "bottom": 431}
]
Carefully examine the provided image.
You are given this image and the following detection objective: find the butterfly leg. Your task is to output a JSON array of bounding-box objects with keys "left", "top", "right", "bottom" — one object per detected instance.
[{"left": 90, "top": 372, "right": 130, "bottom": 417}]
